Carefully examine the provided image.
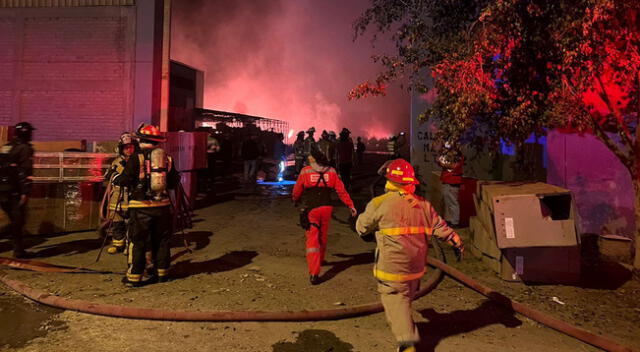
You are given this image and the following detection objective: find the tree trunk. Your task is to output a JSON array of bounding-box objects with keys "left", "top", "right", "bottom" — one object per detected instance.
[{"left": 634, "top": 178, "right": 640, "bottom": 270}]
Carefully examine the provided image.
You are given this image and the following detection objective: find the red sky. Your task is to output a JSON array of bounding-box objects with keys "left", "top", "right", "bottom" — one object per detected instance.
[{"left": 170, "top": 0, "right": 410, "bottom": 139}]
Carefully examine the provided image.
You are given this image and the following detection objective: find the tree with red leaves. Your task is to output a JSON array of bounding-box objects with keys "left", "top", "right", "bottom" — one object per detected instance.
[{"left": 353, "top": 0, "right": 640, "bottom": 270}]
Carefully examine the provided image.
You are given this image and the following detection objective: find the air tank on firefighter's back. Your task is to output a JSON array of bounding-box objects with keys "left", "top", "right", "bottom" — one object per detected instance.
[{"left": 150, "top": 148, "right": 167, "bottom": 200}]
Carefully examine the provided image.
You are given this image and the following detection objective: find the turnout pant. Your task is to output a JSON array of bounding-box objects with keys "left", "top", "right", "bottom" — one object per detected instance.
[
  {"left": 305, "top": 206, "right": 333, "bottom": 276},
  {"left": 378, "top": 279, "right": 421, "bottom": 345},
  {"left": 126, "top": 206, "right": 171, "bottom": 283},
  {"left": 442, "top": 183, "right": 461, "bottom": 225},
  {"left": 0, "top": 195, "right": 25, "bottom": 255},
  {"left": 110, "top": 212, "right": 127, "bottom": 248},
  {"left": 295, "top": 158, "right": 305, "bottom": 176},
  {"left": 338, "top": 162, "right": 352, "bottom": 190},
  {"left": 244, "top": 159, "right": 258, "bottom": 182}
]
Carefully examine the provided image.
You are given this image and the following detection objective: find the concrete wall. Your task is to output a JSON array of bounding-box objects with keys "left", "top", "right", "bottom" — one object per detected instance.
[
  {"left": 410, "top": 75, "right": 439, "bottom": 182},
  {"left": 547, "top": 131, "right": 634, "bottom": 238},
  {"left": 0, "top": 0, "right": 162, "bottom": 141}
]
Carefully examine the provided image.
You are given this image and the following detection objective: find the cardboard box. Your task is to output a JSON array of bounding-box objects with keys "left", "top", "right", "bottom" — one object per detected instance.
[
  {"left": 598, "top": 234, "right": 632, "bottom": 263},
  {"left": 89, "top": 140, "right": 119, "bottom": 154},
  {"left": 475, "top": 180, "right": 502, "bottom": 202},
  {"left": 472, "top": 181, "right": 581, "bottom": 284},
  {"left": 474, "top": 194, "right": 496, "bottom": 235},
  {"left": 472, "top": 246, "right": 580, "bottom": 283},
  {"left": 481, "top": 251, "right": 504, "bottom": 275},
  {"left": 500, "top": 246, "right": 581, "bottom": 283},
  {"left": 0, "top": 125, "right": 14, "bottom": 144},
  {"left": 469, "top": 240, "right": 483, "bottom": 259},
  {"left": 481, "top": 182, "right": 568, "bottom": 211},
  {"left": 32, "top": 140, "right": 87, "bottom": 152},
  {"left": 492, "top": 192, "right": 578, "bottom": 248},
  {"left": 470, "top": 215, "right": 501, "bottom": 260}
]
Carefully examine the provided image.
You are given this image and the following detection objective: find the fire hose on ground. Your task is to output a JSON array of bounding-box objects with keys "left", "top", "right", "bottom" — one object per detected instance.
[
  {"left": 0, "top": 245, "right": 636, "bottom": 352},
  {"left": 0, "top": 241, "right": 445, "bottom": 321}
]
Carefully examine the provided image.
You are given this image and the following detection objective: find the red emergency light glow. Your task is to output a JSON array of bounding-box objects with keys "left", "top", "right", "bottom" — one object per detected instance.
[{"left": 170, "top": 0, "right": 409, "bottom": 139}]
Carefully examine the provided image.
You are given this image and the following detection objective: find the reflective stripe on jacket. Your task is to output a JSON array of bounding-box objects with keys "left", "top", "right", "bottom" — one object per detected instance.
[
  {"left": 106, "top": 156, "right": 129, "bottom": 211},
  {"left": 356, "top": 191, "right": 455, "bottom": 282}
]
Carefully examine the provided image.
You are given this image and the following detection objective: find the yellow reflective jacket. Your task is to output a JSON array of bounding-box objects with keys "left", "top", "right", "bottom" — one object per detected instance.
[
  {"left": 105, "top": 156, "right": 129, "bottom": 211},
  {"left": 356, "top": 190, "right": 455, "bottom": 282}
]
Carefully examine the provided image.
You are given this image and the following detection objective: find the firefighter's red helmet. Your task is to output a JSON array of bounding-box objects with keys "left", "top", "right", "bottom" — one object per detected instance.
[
  {"left": 135, "top": 124, "right": 166, "bottom": 143},
  {"left": 385, "top": 159, "right": 419, "bottom": 185}
]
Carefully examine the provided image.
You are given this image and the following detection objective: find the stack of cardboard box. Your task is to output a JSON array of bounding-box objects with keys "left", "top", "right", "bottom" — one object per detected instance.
[
  {"left": 469, "top": 182, "right": 581, "bottom": 283},
  {"left": 0, "top": 125, "right": 14, "bottom": 144}
]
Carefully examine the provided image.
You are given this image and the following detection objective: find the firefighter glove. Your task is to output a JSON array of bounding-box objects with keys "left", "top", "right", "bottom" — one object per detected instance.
[
  {"left": 453, "top": 244, "right": 464, "bottom": 262},
  {"left": 360, "top": 232, "right": 375, "bottom": 243},
  {"left": 448, "top": 233, "right": 464, "bottom": 261}
]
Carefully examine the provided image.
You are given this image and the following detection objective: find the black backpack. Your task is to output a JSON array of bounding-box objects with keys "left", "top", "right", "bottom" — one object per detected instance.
[{"left": 299, "top": 170, "right": 330, "bottom": 230}]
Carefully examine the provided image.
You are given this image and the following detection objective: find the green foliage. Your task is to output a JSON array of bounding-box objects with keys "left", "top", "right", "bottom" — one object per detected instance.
[{"left": 353, "top": 0, "right": 640, "bottom": 174}]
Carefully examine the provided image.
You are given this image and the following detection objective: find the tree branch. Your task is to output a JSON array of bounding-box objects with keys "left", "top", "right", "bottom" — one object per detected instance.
[
  {"left": 596, "top": 75, "right": 634, "bottom": 150},
  {"left": 592, "top": 117, "right": 634, "bottom": 172}
]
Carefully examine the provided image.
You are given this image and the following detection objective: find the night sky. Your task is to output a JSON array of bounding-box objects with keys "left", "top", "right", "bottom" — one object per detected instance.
[{"left": 171, "top": 0, "right": 410, "bottom": 139}]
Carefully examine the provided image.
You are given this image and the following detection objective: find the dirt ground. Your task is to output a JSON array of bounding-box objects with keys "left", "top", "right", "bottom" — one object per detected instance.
[{"left": 1, "top": 159, "right": 639, "bottom": 352}]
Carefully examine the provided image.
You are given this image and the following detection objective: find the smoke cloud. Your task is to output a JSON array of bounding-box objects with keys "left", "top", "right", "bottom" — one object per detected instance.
[{"left": 171, "top": 0, "right": 409, "bottom": 139}]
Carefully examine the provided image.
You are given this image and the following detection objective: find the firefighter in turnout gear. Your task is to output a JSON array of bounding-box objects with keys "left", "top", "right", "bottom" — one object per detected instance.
[
  {"left": 0, "top": 122, "right": 35, "bottom": 258},
  {"left": 316, "top": 130, "right": 336, "bottom": 167},
  {"left": 292, "top": 149, "right": 357, "bottom": 285},
  {"left": 103, "top": 132, "right": 137, "bottom": 255},
  {"left": 356, "top": 159, "right": 464, "bottom": 352},
  {"left": 114, "top": 124, "right": 179, "bottom": 287},
  {"left": 303, "top": 127, "right": 318, "bottom": 160},
  {"left": 293, "top": 131, "right": 306, "bottom": 176}
]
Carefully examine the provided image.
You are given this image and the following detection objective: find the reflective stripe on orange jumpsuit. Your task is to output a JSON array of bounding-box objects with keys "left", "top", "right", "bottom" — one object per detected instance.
[
  {"left": 355, "top": 186, "right": 457, "bottom": 345},
  {"left": 292, "top": 163, "right": 354, "bottom": 276}
]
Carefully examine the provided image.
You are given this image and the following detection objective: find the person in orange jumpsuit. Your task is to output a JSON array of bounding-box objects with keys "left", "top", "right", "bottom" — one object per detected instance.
[{"left": 292, "top": 149, "right": 357, "bottom": 285}]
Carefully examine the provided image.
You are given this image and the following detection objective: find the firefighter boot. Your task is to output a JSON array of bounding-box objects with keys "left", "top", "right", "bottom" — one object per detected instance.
[
  {"left": 13, "top": 250, "right": 35, "bottom": 259},
  {"left": 147, "top": 268, "right": 170, "bottom": 284},
  {"left": 397, "top": 344, "right": 416, "bottom": 352},
  {"left": 107, "top": 245, "right": 124, "bottom": 254},
  {"left": 121, "top": 276, "right": 143, "bottom": 288}
]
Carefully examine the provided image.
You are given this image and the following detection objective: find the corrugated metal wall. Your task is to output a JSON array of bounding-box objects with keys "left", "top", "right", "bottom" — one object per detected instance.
[{"left": 0, "top": 0, "right": 134, "bottom": 7}]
